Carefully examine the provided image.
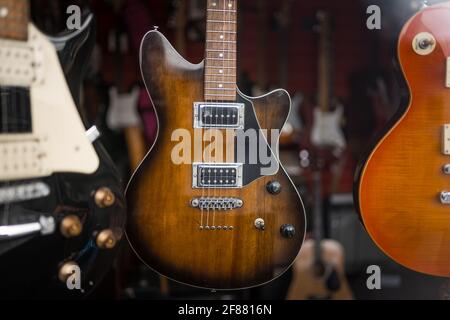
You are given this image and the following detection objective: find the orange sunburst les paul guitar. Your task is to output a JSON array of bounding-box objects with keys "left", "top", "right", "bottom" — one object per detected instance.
[{"left": 356, "top": 2, "right": 450, "bottom": 277}]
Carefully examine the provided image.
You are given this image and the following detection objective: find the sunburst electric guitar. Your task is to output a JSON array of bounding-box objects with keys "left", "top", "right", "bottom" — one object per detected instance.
[
  {"left": 126, "top": 0, "right": 306, "bottom": 289},
  {"left": 356, "top": 2, "right": 450, "bottom": 277}
]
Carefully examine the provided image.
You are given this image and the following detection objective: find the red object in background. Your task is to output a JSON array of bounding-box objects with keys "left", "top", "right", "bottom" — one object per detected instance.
[{"left": 122, "top": 0, "right": 158, "bottom": 145}]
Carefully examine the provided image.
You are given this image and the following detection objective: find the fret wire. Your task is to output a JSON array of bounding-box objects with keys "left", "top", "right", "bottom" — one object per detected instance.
[
  {"left": 206, "top": 58, "right": 236, "bottom": 61},
  {"left": 206, "top": 49, "right": 237, "bottom": 52},
  {"left": 207, "top": 9, "right": 237, "bottom": 13},
  {"left": 206, "top": 20, "right": 237, "bottom": 24},
  {"left": 205, "top": 94, "right": 236, "bottom": 97},
  {"left": 206, "top": 40, "right": 236, "bottom": 44},
  {"left": 206, "top": 66, "right": 236, "bottom": 69},
  {"left": 205, "top": 81, "right": 236, "bottom": 84},
  {"left": 205, "top": 88, "right": 236, "bottom": 91},
  {"left": 206, "top": 30, "right": 236, "bottom": 34}
]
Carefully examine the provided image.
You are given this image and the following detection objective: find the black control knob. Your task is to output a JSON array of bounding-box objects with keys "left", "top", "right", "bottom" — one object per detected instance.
[
  {"left": 266, "top": 181, "right": 281, "bottom": 194},
  {"left": 280, "top": 224, "right": 295, "bottom": 238}
]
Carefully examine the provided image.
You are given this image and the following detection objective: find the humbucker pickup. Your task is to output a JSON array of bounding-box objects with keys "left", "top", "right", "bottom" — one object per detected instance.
[
  {"left": 193, "top": 102, "right": 244, "bottom": 129},
  {"left": 192, "top": 163, "right": 243, "bottom": 188}
]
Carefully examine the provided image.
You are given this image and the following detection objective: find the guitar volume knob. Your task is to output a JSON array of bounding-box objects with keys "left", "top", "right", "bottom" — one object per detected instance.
[
  {"left": 58, "top": 261, "right": 79, "bottom": 283},
  {"left": 60, "top": 215, "right": 82, "bottom": 238},
  {"left": 440, "top": 191, "right": 450, "bottom": 204},
  {"left": 94, "top": 187, "right": 116, "bottom": 208},
  {"left": 96, "top": 229, "right": 117, "bottom": 249},
  {"left": 443, "top": 164, "right": 450, "bottom": 175},
  {"left": 280, "top": 224, "right": 296, "bottom": 238}
]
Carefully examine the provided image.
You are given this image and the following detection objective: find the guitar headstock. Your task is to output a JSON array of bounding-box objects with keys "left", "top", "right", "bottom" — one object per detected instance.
[
  {"left": 274, "top": 0, "right": 295, "bottom": 31},
  {"left": 313, "top": 10, "right": 334, "bottom": 37}
]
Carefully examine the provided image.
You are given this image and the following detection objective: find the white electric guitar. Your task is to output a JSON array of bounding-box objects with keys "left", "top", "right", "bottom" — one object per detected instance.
[{"left": 309, "top": 10, "right": 346, "bottom": 154}]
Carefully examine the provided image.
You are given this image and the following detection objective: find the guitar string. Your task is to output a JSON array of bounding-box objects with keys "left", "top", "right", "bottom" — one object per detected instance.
[
  {"left": 201, "top": 1, "right": 208, "bottom": 230},
  {"left": 224, "top": 0, "right": 233, "bottom": 229},
  {"left": 211, "top": 0, "right": 228, "bottom": 229},
  {"left": 205, "top": 0, "right": 212, "bottom": 230}
]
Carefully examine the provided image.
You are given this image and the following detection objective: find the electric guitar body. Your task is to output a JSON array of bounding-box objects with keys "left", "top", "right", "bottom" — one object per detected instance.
[
  {"left": 127, "top": 21, "right": 306, "bottom": 289},
  {"left": 0, "top": 3, "right": 126, "bottom": 298},
  {"left": 356, "top": 2, "right": 450, "bottom": 277}
]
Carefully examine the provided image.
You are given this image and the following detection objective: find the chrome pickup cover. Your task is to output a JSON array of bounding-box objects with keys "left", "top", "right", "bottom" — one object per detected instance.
[
  {"left": 192, "top": 163, "right": 243, "bottom": 188},
  {"left": 193, "top": 102, "right": 244, "bottom": 129},
  {"left": 190, "top": 197, "right": 243, "bottom": 210}
]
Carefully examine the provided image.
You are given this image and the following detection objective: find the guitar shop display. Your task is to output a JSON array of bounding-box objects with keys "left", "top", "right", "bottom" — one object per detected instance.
[
  {"left": 126, "top": 0, "right": 306, "bottom": 290},
  {"left": 0, "top": 0, "right": 126, "bottom": 298},
  {"left": 1, "top": 0, "right": 449, "bottom": 302}
]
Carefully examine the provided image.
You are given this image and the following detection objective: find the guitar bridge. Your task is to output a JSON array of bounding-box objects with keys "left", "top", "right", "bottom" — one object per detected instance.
[{"left": 190, "top": 197, "right": 243, "bottom": 210}]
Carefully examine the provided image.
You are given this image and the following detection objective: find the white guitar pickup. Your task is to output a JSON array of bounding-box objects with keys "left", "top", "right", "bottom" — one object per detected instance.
[{"left": 442, "top": 125, "right": 450, "bottom": 155}]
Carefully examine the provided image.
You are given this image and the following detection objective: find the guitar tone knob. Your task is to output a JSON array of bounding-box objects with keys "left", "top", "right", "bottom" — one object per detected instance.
[
  {"left": 280, "top": 224, "right": 296, "bottom": 238},
  {"left": 60, "top": 215, "right": 82, "bottom": 238},
  {"left": 266, "top": 181, "right": 282, "bottom": 195},
  {"left": 440, "top": 191, "right": 450, "bottom": 204},
  {"left": 443, "top": 164, "right": 450, "bottom": 175},
  {"left": 58, "top": 261, "right": 79, "bottom": 283},
  {"left": 94, "top": 187, "right": 116, "bottom": 208},
  {"left": 96, "top": 229, "right": 117, "bottom": 249}
]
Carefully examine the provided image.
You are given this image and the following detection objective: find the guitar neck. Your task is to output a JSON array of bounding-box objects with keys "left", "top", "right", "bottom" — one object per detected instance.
[
  {"left": 0, "top": 0, "right": 29, "bottom": 41},
  {"left": 204, "top": 0, "right": 237, "bottom": 102}
]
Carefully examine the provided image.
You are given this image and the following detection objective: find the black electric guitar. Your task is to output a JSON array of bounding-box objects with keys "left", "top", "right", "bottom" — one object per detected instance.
[{"left": 0, "top": 1, "right": 126, "bottom": 298}]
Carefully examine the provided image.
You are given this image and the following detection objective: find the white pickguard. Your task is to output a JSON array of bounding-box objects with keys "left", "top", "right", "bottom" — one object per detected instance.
[
  {"left": 106, "top": 86, "right": 141, "bottom": 130},
  {"left": 311, "top": 106, "right": 346, "bottom": 151},
  {"left": 0, "top": 24, "right": 99, "bottom": 181}
]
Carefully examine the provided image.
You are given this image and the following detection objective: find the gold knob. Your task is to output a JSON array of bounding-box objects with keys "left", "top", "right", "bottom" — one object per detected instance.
[
  {"left": 60, "top": 215, "right": 82, "bottom": 238},
  {"left": 94, "top": 187, "right": 116, "bottom": 208},
  {"left": 58, "top": 261, "right": 79, "bottom": 283},
  {"left": 96, "top": 229, "right": 117, "bottom": 249}
]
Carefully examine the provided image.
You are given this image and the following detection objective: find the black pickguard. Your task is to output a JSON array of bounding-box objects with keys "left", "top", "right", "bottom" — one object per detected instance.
[{"left": 235, "top": 92, "right": 279, "bottom": 186}]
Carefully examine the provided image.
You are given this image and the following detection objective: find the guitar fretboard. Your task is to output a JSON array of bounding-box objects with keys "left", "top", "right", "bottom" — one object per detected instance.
[
  {"left": 204, "top": 0, "right": 237, "bottom": 102},
  {"left": 0, "top": 0, "right": 29, "bottom": 41}
]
